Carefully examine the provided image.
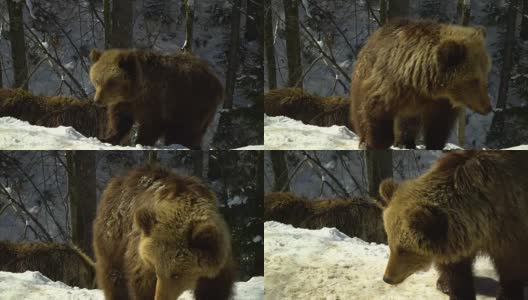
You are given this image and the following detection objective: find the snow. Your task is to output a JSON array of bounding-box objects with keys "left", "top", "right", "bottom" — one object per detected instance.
[
  {"left": 264, "top": 115, "right": 462, "bottom": 150},
  {"left": 265, "top": 221, "right": 499, "bottom": 300},
  {"left": 227, "top": 195, "right": 248, "bottom": 208},
  {"left": 0, "top": 117, "right": 189, "bottom": 150},
  {"left": 0, "top": 271, "right": 263, "bottom": 300}
]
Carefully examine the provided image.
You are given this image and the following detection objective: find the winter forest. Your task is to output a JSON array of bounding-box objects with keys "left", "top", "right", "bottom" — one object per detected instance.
[
  {"left": 264, "top": 0, "right": 528, "bottom": 149},
  {"left": 0, "top": 0, "right": 263, "bottom": 149},
  {"left": 2, "top": 0, "right": 528, "bottom": 299}
]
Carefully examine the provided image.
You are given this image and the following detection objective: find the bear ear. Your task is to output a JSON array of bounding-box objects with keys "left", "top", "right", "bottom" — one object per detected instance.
[
  {"left": 189, "top": 221, "right": 225, "bottom": 268},
  {"left": 90, "top": 49, "right": 102, "bottom": 63},
  {"left": 378, "top": 178, "right": 398, "bottom": 208},
  {"left": 407, "top": 205, "right": 448, "bottom": 249},
  {"left": 118, "top": 54, "right": 138, "bottom": 80},
  {"left": 135, "top": 207, "right": 157, "bottom": 236},
  {"left": 437, "top": 40, "right": 467, "bottom": 70}
]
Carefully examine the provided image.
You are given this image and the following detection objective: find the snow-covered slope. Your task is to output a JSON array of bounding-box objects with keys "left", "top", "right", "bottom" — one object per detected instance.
[
  {"left": 265, "top": 221, "right": 500, "bottom": 300},
  {"left": 0, "top": 271, "right": 263, "bottom": 300},
  {"left": 264, "top": 115, "right": 462, "bottom": 150},
  {"left": 0, "top": 117, "right": 188, "bottom": 150}
]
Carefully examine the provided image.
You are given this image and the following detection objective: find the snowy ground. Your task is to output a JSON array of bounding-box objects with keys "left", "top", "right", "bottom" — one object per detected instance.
[
  {"left": 0, "top": 271, "right": 263, "bottom": 300},
  {"left": 0, "top": 117, "right": 257, "bottom": 150},
  {"left": 265, "top": 221, "right": 501, "bottom": 300},
  {"left": 264, "top": 115, "right": 462, "bottom": 150}
]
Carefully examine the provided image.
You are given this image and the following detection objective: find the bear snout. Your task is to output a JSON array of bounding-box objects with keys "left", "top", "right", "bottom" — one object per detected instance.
[
  {"left": 383, "top": 276, "right": 397, "bottom": 285},
  {"left": 476, "top": 101, "right": 492, "bottom": 115}
]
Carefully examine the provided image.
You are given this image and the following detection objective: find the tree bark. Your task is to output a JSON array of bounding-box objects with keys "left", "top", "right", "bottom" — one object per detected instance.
[
  {"left": 0, "top": 58, "right": 3, "bottom": 88},
  {"left": 67, "top": 151, "right": 97, "bottom": 257},
  {"left": 192, "top": 150, "right": 204, "bottom": 178},
  {"left": 496, "top": 0, "right": 518, "bottom": 110},
  {"left": 270, "top": 151, "right": 289, "bottom": 192},
  {"left": 110, "top": 0, "right": 135, "bottom": 48},
  {"left": 365, "top": 150, "right": 392, "bottom": 199},
  {"left": 7, "top": 0, "right": 29, "bottom": 90},
  {"left": 380, "top": 0, "right": 388, "bottom": 24},
  {"left": 182, "top": 0, "right": 195, "bottom": 52},
  {"left": 521, "top": 0, "right": 528, "bottom": 41},
  {"left": 264, "top": 0, "right": 277, "bottom": 89},
  {"left": 490, "top": 0, "right": 518, "bottom": 136},
  {"left": 254, "top": 150, "right": 264, "bottom": 275},
  {"left": 456, "top": 0, "right": 471, "bottom": 147},
  {"left": 224, "top": 0, "right": 242, "bottom": 109},
  {"left": 282, "top": 0, "right": 302, "bottom": 88},
  {"left": 246, "top": 0, "right": 258, "bottom": 41},
  {"left": 104, "top": 0, "right": 111, "bottom": 49},
  {"left": 388, "top": 0, "right": 410, "bottom": 20}
]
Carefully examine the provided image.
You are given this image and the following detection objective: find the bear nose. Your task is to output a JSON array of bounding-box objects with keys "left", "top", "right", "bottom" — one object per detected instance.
[{"left": 383, "top": 276, "right": 395, "bottom": 285}]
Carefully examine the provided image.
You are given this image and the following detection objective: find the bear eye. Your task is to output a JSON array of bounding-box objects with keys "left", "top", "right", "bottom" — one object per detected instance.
[
  {"left": 106, "top": 80, "right": 117, "bottom": 88},
  {"left": 470, "top": 79, "right": 480, "bottom": 87},
  {"left": 170, "top": 273, "right": 179, "bottom": 279}
]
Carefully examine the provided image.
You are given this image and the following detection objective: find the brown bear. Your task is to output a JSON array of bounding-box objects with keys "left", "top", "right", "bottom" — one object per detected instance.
[
  {"left": 265, "top": 88, "right": 352, "bottom": 130},
  {"left": 0, "top": 88, "right": 107, "bottom": 139},
  {"left": 89, "top": 49, "right": 223, "bottom": 149},
  {"left": 375, "top": 150, "right": 528, "bottom": 299},
  {"left": 93, "top": 165, "right": 235, "bottom": 300},
  {"left": 350, "top": 19, "right": 492, "bottom": 149},
  {"left": 0, "top": 241, "right": 96, "bottom": 289},
  {"left": 264, "top": 192, "right": 386, "bottom": 243}
]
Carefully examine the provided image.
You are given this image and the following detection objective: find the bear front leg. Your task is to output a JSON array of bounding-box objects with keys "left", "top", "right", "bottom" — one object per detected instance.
[
  {"left": 102, "top": 104, "right": 134, "bottom": 145},
  {"left": 95, "top": 259, "right": 130, "bottom": 300},
  {"left": 422, "top": 98, "right": 457, "bottom": 150},
  {"left": 435, "top": 258, "right": 476, "bottom": 300},
  {"left": 194, "top": 257, "right": 236, "bottom": 300},
  {"left": 135, "top": 121, "right": 163, "bottom": 146},
  {"left": 493, "top": 256, "right": 526, "bottom": 300},
  {"left": 394, "top": 115, "right": 420, "bottom": 149}
]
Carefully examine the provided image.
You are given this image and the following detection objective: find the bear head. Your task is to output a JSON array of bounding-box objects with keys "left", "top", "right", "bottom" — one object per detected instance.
[
  {"left": 89, "top": 49, "right": 141, "bottom": 107},
  {"left": 435, "top": 26, "right": 492, "bottom": 115},
  {"left": 134, "top": 198, "right": 230, "bottom": 300},
  {"left": 375, "top": 178, "right": 449, "bottom": 285}
]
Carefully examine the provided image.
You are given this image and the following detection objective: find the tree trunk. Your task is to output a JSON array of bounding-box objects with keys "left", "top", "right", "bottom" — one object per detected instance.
[
  {"left": 388, "top": 0, "right": 410, "bottom": 20},
  {"left": 146, "top": 151, "right": 158, "bottom": 164},
  {"left": 182, "top": 0, "right": 195, "bottom": 52},
  {"left": 490, "top": 0, "right": 518, "bottom": 136},
  {"left": 246, "top": 0, "right": 258, "bottom": 41},
  {"left": 110, "top": 0, "right": 135, "bottom": 48},
  {"left": 7, "top": 0, "right": 28, "bottom": 90},
  {"left": 282, "top": 0, "right": 302, "bottom": 88},
  {"left": 521, "top": 0, "right": 528, "bottom": 41},
  {"left": 380, "top": 0, "right": 388, "bottom": 24},
  {"left": 365, "top": 150, "right": 393, "bottom": 199},
  {"left": 0, "top": 58, "right": 3, "bottom": 88},
  {"left": 104, "top": 0, "right": 111, "bottom": 49},
  {"left": 254, "top": 151, "right": 264, "bottom": 275},
  {"left": 192, "top": 150, "right": 204, "bottom": 178},
  {"left": 264, "top": 0, "right": 277, "bottom": 89},
  {"left": 456, "top": 0, "right": 471, "bottom": 147},
  {"left": 496, "top": 0, "right": 518, "bottom": 110},
  {"left": 67, "top": 151, "right": 97, "bottom": 257},
  {"left": 270, "top": 151, "right": 289, "bottom": 192},
  {"left": 224, "top": 0, "right": 242, "bottom": 109}
]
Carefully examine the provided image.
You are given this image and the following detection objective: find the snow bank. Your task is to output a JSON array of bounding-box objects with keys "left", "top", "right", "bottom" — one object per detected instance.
[
  {"left": 264, "top": 115, "right": 361, "bottom": 150},
  {"left": 0, "top": 117, "right": 187, "bottom": 150},
  {"left": 264, "top": 115, "right": 462, "bottom": 150},
  {"left": 0, "top": 271, "right": 263, "bottom": 300},
  {"left": 265, "top": 221, "right": 499, "bottom": 300}
]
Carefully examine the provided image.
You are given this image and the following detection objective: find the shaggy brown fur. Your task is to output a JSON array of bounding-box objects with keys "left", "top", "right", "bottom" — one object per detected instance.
[
  {"left": 89, "top": 49, "right": 223, "bottom": 149},
  {"left": 376, "top": 151, "right": 528, "bottom": 299},
  {"left": 265, "top": 88, "right": 352, "bottom": 129},
  {"left": 0, "top": 88, "right": 107, "bottom": 139},
  {"left": 93, "top": 165, "right": 235, "bottom": 300},
  {"left": 264, "top": 192, "right": 386, "bottom": 243},
  {"left": 350, "top": 19, "right": 492, "bottom": 149},
  {"left": 0, "top": 241, "right": 96, "bottom": 289}
]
